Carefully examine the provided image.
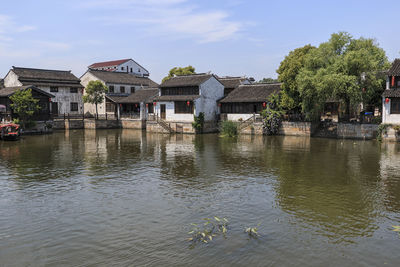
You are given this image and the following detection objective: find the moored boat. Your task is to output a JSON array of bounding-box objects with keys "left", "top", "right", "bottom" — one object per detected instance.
[{"left": 0, "top": 123, "right": 20, "bottom": 141}]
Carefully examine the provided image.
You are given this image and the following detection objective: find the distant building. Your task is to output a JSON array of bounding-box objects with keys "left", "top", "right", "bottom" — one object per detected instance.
[
  {"left": 80, "top": 69, "right": 158, "bottom": 117},
  {"left": 217, "top": 76, "right": 251, "bottom": 96},
  {"left": 88, "top": 59, "right": 149, "bottom": 77},
  {"left": 383, "top": 59, "right": 400, "bottom": 124},
  {"left": 3, "top": 67, "right": 83, "bottom": 115},
  {"left": 219, "top": 83, "right": 281, "bottom": 121}
]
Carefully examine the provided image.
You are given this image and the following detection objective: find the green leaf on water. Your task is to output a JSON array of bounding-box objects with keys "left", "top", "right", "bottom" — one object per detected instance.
[{"left": 214, "top": 216, "right": 220, "bottom": 222}]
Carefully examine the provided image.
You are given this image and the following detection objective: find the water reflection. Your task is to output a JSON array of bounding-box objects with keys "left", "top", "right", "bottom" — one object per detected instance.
[{"left": 1, "top": 131, "right": 400, "bottom": 266}]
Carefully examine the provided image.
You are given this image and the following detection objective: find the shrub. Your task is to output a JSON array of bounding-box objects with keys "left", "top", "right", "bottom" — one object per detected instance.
[
  {"left": 220, "top": 121, "right": 238, "bottom": 137},
  {"left": 377, "top": 123, "right": 391, "bottom": 142},
  {"left": 192, "top": 112, "right": 205, "bottom": 133}
]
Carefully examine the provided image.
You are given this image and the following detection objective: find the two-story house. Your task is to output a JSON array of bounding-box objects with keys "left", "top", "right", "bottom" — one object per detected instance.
[
  {"left": 383, "top": 59, "right": 400, "bottom": 124},
  {"left": 148, "top": 73, "right": 224, "bottom": 133},
  {"left": 88, "top": 59, "right": 149, "bottom": 77},
  {"left": 3, "top": 67, "right": 83, "bottom": 115},
  {"left": 80, "top": 69, "right": 158, "bottom": 118}
]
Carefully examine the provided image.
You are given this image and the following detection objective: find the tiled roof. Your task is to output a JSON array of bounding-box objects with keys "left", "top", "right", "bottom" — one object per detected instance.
[
  {"left": 0, "top": 85, "right": 55, "bottom": 98},
  {"left": 88, "top": 70, "right": 158, "bottom": 87},
  {"left": 12, "top": 67, "right": 82, "bottom": 88},
  {"left": 219, "top": 83, "right": 281, "bottom": 103},
  {"left": 383, "top": 89, "right": 400, "bottom": 98},
  {"left": 160, "top": 73, "right": 214, "bottom": 88},
  {"left": 88, "top": 59, "right": 130, "bottom": 69},
  {"left": 153, "top": 95, "right": 200, "bottom": 102},
  {"left": 116, "top": 88, "right": 159, "bottom": 104},
  {"left": 218, "top": 77, "right": 249, "bottom": 89},
  {"left": 388, "top": 59, "right": 400, "bottom": 76}
]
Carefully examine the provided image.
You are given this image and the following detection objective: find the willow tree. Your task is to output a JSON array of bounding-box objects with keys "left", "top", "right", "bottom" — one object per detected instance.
[{"left": 278, "top": 32, "right": 389, "bottom": 121}]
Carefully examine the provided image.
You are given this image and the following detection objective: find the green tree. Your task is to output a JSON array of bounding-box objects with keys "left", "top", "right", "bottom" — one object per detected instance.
[
  {"left": 9, "top": 89, "right": 40, "bottom": 129},
  {"left": 83, "top": 80, "right": 108, "bottom": 119},
  {"left": 162, "top": 66, "right": 196, "bottom": 83},
  {"left": 258, "top": 77, "right": 278, "bottom": 83},
  {"left": 261, "top": 93, "right": 285, "bottom": 135},
  {"left": 277, "top": 44, "right": 316, "bottom": 111},
  {"left": 278, "top": 32, "right": 389, "bottom": 121}
]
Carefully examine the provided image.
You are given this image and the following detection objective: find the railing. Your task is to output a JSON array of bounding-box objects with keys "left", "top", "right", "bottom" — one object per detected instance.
[
  {"left": 238, "top": 114, "right": 259, "bottom": 130},
  {"left": 52, "top": 113, "right": 119, "bottom": 121}
]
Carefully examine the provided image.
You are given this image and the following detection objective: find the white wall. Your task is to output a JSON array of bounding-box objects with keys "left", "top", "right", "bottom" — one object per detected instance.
[
  {"left": 198, "top": 76, "right": 224, "bottom": 121},
  {"left": 227, "top": 113, "right": 254, "bottom": 121},
  {"left": 382, "top": 97, "right": 400, "bottom": 124},
  {"left": 41, "top": 86, "right": 83, "bottom": 114},
  {"left": 3, "top": 70, "right": 22, "bottom": 87},
  {"left": 155, "top": 101, "right": 195, "bottom": 122}
]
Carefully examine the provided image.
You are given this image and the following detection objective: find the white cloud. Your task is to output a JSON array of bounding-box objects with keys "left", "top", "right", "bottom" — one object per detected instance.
[
  {"left": 82, "top": 0, "right": 243, "bottom": 43},
  {"left": 0, "top": 14, "right": 36, "bottom": 42}
]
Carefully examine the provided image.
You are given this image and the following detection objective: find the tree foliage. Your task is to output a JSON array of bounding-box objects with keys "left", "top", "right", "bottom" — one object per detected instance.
[
  {"left": 83, "top": 80, "right": 108, "bottom": 118},
  {"left": 278, "top": 32, "right": 389, "bottom": 121},
  {"left": 162, "top": 66, "right": 196, "bottom": 83},
  {"left": 9, "top": 89, "right": 40, "bottom": 129},
  {"left": 258, "top": 77, "right": 278, "bottom": 83},
  {"left": 277, "top": 44, "right": 316, "bottom": 111},
  {"left": 261, "top": 93, "right": 285, "bottom": 135}
]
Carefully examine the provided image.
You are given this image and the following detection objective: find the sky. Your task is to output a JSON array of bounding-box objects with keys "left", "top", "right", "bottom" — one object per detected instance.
[{"left": 1, "top": 0, "right": 399, "bottom": 83}]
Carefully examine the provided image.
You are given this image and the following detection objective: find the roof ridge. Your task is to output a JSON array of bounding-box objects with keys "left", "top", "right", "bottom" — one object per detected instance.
[{"left": 13, "top": 66, "right": 71, "bottom": 73}]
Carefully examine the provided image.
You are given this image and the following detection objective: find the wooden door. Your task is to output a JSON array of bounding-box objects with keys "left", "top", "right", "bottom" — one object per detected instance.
[
  {"left": 160, "top": 104, "right": 166, "bottom": 119},
  {"left": 51, "top": 102, "right": 58, "bottom": 115}
]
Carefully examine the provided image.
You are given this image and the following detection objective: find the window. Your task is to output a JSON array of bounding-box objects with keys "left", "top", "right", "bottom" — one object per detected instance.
[
  {"left": 391, "top": 98, "right": 400, "bottom": 114},
  {"left": 161, "top": 87, "right": 199, "bottom": 95},
  {"left": 109, "top": 85, "right": 114, "bottom": 93},
  {"left": 130, "top": 68, "right": 133, "bottom": 73},
  {"left": 131, "top": 87, "right": 135, "bottom": 94},
  {"left": 120, "top": 86, "right": 125, "bottom": 93},
  {"left": 70, "top": 102, "right": 78, "bottom": 112},
  {"left": 175, "top": 101, "right": 193, "bottom": 114},
  {"left": 106, "top": 103, "right": 115, "bottom": 112},
  {"left": 121, "top": 67, "right": 124, "bottom": 71},
  {"left": 70, "top": 87, "right": 78, "bottom": 93},
  {"left": 50, "top": 87, "right": 58, "bottom": 92},
  {"left": 138, "top": 69, "right": 141, "bottom": 72}
]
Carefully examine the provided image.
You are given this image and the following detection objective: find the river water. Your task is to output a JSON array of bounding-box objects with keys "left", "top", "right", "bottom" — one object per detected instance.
[{"left": 1, "top": 130, "right": 400, "bottom": 266}]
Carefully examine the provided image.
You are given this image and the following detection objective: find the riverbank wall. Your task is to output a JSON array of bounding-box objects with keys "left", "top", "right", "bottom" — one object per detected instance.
[{"left": 239, "top": 121, "right": 379, "bottom": 140}]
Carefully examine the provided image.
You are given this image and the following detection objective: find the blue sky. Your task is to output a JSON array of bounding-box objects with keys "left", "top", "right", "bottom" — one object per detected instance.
[{"left": 1, "top": 0, "right": 399, "bottom": 83}]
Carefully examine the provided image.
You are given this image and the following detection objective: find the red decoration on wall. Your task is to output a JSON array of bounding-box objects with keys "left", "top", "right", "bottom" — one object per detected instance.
[
  {"left": 262, "top": 102, "right": 266, "bottom": 107},
  {"left": 146, "top": 103, "right": 149, "bottom": 107},
  {"left": 186, "top": 101, "right": 190, "bottom": 106},
  {"left": 153, "top": 102, "right": 156, "bottom": 106},
  {"left": 218, "top": 103, "right": 221, "bottom": 107},
  {"left": 135, "top": 104, "right": 138, "bottom": 108},
  {"left": 120, "top": 104, "right": 122, "bottom": 108},
  {"left": 49, "top": 98, "right": 52, "bottom": 102},
  {"left": 385, "top": 98, "right": 390, "bottom": 104},
  {"left": 392, "top": 76, "right": 395, "bottom": 87}
]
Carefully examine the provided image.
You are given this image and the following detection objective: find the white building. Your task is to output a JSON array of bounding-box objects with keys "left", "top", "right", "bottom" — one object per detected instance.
[
  {"left": 148, "top": 73, "right": 224, "bottom": 133},
  {"left": 3, "top": 67, "right": 83, "bottom": 115},
  {"left": 382, "top": 59, "right": 400, "bottom": 125},
  {"left": 80, "top": 69, "right": 158, "bottom": 117},
  {"left": 88, "top": 59, "right": 149, "bottom": 77}
]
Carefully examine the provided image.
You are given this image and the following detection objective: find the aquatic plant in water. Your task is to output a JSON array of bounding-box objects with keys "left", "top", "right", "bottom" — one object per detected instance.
[
  {"left": 245, "top": 223, "right": 261, "bottom": 238},
  {"left": 188, "top": 217, "right": 229, "bottom": 244},
  {"left": 392, "top": 225, "right": 400, "bottom": 237}
]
